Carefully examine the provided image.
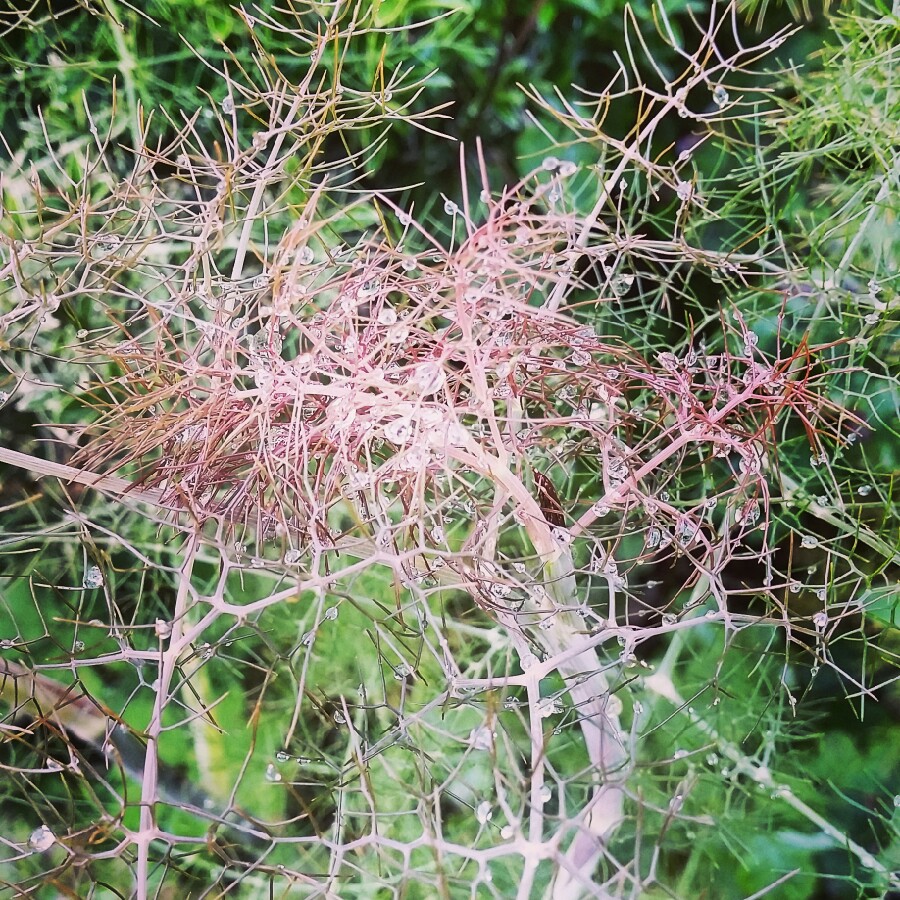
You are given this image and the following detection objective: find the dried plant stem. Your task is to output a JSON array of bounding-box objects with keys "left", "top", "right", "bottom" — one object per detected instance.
[
  {"left": 462, "top": 439, "right": 627, "bottom": 893},
  {"left": 133, "top": 530, "right": 200, "bottom": 900},
  {"left": 0, "top": 447, "right": 167, "bottom": 509}
]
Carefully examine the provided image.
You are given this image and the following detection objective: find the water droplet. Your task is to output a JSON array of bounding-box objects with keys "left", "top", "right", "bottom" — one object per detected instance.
[
  {"left": 333, "top": 710, "right": 347, "bottom": 725},
  {"left": 468, "top": 725, "right": 494, "bottom": 751},
  {"left": 387, "top": 324, "right": 409, "bottom": 345},
  {"left": 324, "top": 606, "right": 338, "bottom": 621},
  {"left": 377, "top": 305, "right": 397, "bottom": 326},
  {"left": 28, "top": 825, "right": 55, "bottom": 852},
  {"left": 788, "top": 581, "right": 802, "bottom": 594},
  {"left": 800, "top": 535, "right": 819, "bottom": 549},
  {"left": 501, "top": 824, "right": 514, "bottom": 839},
  {"left": 571, "top": 349, "right": 591, "bottom": 366},
  {"left": 712, "top": 85, "right": 729, "bottom": 107},
  {"left": 393, "top": 662, "right": 413, "bottom": 681},
  {"left": 536, "top": 696, "right": 558, "bottom": 719},
  {"left": 812, "top": 611, "right": 828, "bottom": 630},
  {"left": 284, "top": 548, "right": 303, "bottom": 565},
  {"left": 301, "top": 630, "right": 316, "bottom": 647},
  {"left": 83, "top": 566, "right": 103, "bottom": 589},
  {"left": 384, "top": 417, "right": 412, "bottom": 445},
  {"left": 657, "top": 351, "right": 678, "bottom": 371},
  {"left": 489, "top": 582, "right": 511, "bottom": 600},
  {"left": 357, "top": 278, "right": 381, "bottom": 298},
  {"left": 73, "top": 639, "right": 85, "bottom": 652},
  {"left": 538, "top": 784, "right": 552, "bottom": 803},
  {"left": 90, "top": 236, "right": 121, "bottom": 260},
  {"left": 475, "top": 800, "right": 493, "bottom": 824},
  {"left": 676, "top": 181, "right": 692, "bottom": 202},
  {"left": 222, "top": 95, "right": 235, "bottom": 114},
  {"left": 661, "top": 613, "right": 676, "bottom": 626},
  {"left": 264, "top": 763, "right": 282, "bottom": 782},
  {"left": 857, "top": 484, "right": 873, "bottom": 496},
  {"left": 541, "top": 156, "right": 560, "bottom": 171},
  {"left": 275, "top": 750, "right": 290, "bottom": 763},
  {"left": 443, "top": 199, "right": 458, "bottom": 216}
]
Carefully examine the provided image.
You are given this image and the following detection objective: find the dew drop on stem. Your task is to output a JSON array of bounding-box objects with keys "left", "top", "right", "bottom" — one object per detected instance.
[
  {"left": 571, "top": 349, "right": 591, "bottom": 366},
  {"left": 468, "top": 725, "right": 494, "bottom": 751},
  {"left": 83, "top": 566, "right": 103, "bottom": 589},
  {"left": 28, "top": 825, "right": 55, "bottom": 852}
]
